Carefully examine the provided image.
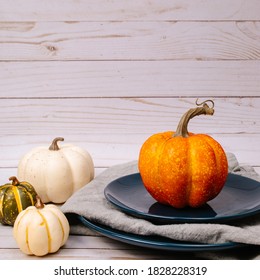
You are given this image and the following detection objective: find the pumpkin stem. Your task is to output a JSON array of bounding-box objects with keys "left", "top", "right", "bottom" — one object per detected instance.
[
  {"left": 35, "top": 195, "right": 45, "bottom": 209},
  {"left": 9, "top": 176, "right": 20, "bottom": 186},
  {"left": 49, "top": 137, "right": 64, "bottom": 151},
  {"left": 174, "top": 99, "right": 215, "bottom": 138}
]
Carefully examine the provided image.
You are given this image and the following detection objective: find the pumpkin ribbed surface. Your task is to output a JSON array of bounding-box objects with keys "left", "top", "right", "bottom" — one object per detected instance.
[
  {"left": 138, "top": 131, "right": 228, "bottom": 208},
  {"left": 13, "top": 202, "right": 70, "bottom": 256},
  {"left": 0, "top": 179, "right": 37, "bottom": 225},
  {"left": 18, "top": 137, "right": 94, "bottom": 203},
  {"left": 138, "top": 100, "right": 228, "bottom": 208}
]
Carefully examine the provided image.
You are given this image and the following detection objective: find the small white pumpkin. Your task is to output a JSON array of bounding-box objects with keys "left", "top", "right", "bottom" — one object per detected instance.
[
  {"left": 18, "top": 137, "right": 94, "bottom": 203},
  {"left": 13, "top": 196, "right": 70, "bottom": 257}
]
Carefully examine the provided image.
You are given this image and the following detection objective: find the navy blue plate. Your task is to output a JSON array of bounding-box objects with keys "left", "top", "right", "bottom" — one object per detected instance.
[
  {"left": 104, "top": 173, "right": 260, "bottom": 224},
  {"left": 78, "top": 215, "right": 241, "bottom": 252}
]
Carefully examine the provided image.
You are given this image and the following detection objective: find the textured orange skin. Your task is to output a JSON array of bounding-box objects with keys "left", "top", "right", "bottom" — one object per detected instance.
[{"left": 138, "top": 131, "right": 228, "bottom": 208}]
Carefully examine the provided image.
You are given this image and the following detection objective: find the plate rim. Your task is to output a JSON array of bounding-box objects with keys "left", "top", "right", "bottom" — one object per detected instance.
[
  {"left": 104, "top": 172, "right": 260, "bottom": 224},
  {"left": 78, "top": 215, "right": 241, "bottom": 252}
]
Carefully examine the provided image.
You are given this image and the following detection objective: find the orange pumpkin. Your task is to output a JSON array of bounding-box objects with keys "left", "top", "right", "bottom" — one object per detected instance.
[{"left": 138, "top": 100, "right": 228, "bottom": 208}]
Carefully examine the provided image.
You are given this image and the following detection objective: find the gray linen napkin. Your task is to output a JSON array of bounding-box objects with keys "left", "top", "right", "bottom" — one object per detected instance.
[{"left": 61, "top": 153, "right": 260, "bottom": 246}]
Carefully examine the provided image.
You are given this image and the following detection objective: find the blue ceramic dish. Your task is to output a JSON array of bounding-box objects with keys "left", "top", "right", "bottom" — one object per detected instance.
[{"left": 104, "top": 173, "right": 260, "bottom": 224}]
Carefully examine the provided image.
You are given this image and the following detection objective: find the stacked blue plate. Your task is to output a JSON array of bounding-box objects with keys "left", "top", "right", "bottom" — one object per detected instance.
[{"left": 81, "top": 172, "right": 260, "bottom": 251}]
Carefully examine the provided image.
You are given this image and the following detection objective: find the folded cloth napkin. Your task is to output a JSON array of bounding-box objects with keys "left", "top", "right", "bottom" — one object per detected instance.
[{"left": 61, "top": 153, "right": 260, "bottom": 248}]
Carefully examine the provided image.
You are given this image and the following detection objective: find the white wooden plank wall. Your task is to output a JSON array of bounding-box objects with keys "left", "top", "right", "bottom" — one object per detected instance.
[{"left": 0, "top": 0, "right": 260, "bottom": 181}]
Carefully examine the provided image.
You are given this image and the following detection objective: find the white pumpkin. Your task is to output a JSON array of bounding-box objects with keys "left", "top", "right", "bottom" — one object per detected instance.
[
  {"left": 13, "top": 196, "right": 70, "bottom": 256},
  {"left": 18, "top": 137, "right": 94, "bottom": 203}
]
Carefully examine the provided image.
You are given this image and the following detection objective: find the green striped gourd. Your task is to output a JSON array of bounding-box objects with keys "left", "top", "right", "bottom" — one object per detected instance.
[{"left": 0, "top": 176, "right": 38, "bottom": 225}]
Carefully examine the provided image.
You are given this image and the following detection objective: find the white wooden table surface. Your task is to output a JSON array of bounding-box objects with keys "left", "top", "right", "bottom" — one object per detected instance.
[{"left": 1, "top": 0, "right": 260, "bottom": 260}]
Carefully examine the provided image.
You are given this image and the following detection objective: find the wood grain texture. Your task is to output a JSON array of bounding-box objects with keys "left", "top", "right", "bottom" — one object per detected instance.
[
  {"left": 1, "top": 61, "right": 260, "bottom": 98},
  {"left": 0, "top": 0, "right": 260, "bottom": 21},
  {"left": 0, "top": 225, "right": 196, "bottom": 260},
  {"left": 0, "top": 248, "right": 197, "bottom": 260},
  {"left": 1, "top": 21, "right": 260, "bottom": 61},
  {"left": 0, "top": 97, "right": 259, "bottom": 168},
  {"left": 1, "top": 97, "right": 259, "bottom": 134}
]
